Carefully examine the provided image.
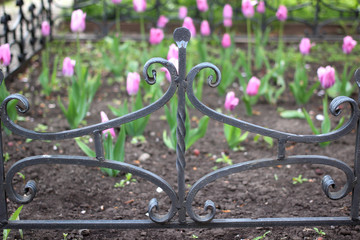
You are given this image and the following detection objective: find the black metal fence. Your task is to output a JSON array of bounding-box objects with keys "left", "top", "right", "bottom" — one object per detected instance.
[
  {"left": 1, "top": 0, "right": 360, "bottom": 77},
  {"left": 0, "top": 27, "right": 360, "bottom": 231}
]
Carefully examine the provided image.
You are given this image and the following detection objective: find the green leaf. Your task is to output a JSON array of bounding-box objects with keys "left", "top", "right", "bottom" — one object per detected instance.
[
  {"left": 302, "top": 108, "right": 320, "bottom": 135},
  {"left": 280, "top": 110, "right": 305, "bottom": 119},
  {"left": 114, "top": 127, "right": 126, "bottom": 162},
  {"left": 75, "top": 138, "right": 96, "bottom": 157},
  {"left": 3, "top": 205, "right": 23, "bottom": 240},
  {"left": 163, "top": 130, "right": 175, "bottom": 150},
  {"left": 186, "top": 116, "right": 209, "bottom": 149}
]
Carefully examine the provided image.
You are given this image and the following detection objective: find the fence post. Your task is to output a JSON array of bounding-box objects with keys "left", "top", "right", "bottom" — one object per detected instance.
[{"left": 174, "top": 28, "right": 191, "bottom": 223}]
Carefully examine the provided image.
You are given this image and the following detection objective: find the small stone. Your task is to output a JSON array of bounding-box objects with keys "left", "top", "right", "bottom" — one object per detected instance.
[
  {"left": 139, "top": 153, "right": 150, "bottom": 162},
  {"left": 79, "top": 229, "right": 90, "bottom": 236},
  {"left": 316, "top": 114, "right": 324, "bottom": 121},
  {"left": 141, "top": 231, "right": 147, "bottom": 236},
  {"left": 193, "top": 149, "right": 200, "bottom": 156},
  {"left": 315, "top": 168, "right": 324, "bottom": 175},
  {"left": 150, "top": 131, "right": 156, "bottom": 137},
  {"left": 156, "top": 187, "right": 163, "bottom": 193},
  {"left": 81, "top": 210, "right": 86, "bottom": 214}
]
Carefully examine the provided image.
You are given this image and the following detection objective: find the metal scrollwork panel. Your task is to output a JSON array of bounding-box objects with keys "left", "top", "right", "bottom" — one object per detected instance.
[
  {"left": 186, "top": 63, "right": 359, "bottom": 144},
  {"left": 0, "top": 58, "right": 178, "bottom": 141},
  {"left": 5, "top": 155, "right": 178, "bottom": 223},
  {"left": 185, "top": 155, "right": 355, "bottom": 223}
]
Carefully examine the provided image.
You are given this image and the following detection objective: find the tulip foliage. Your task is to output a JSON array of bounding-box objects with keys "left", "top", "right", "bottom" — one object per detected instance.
[
  {"left": 163, "top": 97, "right": 209, "bottom": 150},
  {"left": 58, "top": 59, "right": 101, "bottom": 129}
]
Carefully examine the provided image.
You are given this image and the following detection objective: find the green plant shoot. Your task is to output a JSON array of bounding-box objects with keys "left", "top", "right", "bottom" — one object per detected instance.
[
  {"left": 223, "top": 123, "right": 249, "bottom": 151},
  {"left": 3, "top": 205, "right": 24, "bottom": 240},
  {"left": 292, "top": 174, "right": 308, "bottom": 184}
]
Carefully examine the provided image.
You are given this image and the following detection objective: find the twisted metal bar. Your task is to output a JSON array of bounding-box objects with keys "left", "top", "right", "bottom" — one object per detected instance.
[
  {"left": 185, "top": 156, "right": 355, "bottom": 223},
  {"left": 5, "top": 155, "right": 178, "bottom": 223},
  {"left": 173, "top": 27, "right": 191, "bottom": 223}
]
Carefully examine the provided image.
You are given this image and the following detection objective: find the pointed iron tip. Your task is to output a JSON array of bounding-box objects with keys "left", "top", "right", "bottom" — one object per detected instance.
[{"left": 173, "top": 27, "right": 191, "bottom": 44}]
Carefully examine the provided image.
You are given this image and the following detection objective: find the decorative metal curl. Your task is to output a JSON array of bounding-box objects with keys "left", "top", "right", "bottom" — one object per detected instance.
[
  {"left": 143, "top": 57, "right": 178, "bottom": 85},
  {"left": 0, "top": 72, "right": 177, "bottom": 141},
  {"left": 185, "top": 155, "right": 354, "bottom": 222},
  {"left": 187, "top": 70, "right": 359, "bottom": 143},
  {"left": 186, "top": 63, "right": 221, "bottom": 88},
  {"left": 5, "top": 155, "right": 178, "bottom": 223}
]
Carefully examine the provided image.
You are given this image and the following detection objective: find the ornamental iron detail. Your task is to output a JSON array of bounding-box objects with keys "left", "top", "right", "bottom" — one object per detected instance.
[{"left": 1, "top": 27, "right": 360, "bottom": 230}]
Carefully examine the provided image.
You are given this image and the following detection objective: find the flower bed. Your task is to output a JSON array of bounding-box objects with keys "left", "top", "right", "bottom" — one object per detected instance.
[{"left": 2, "top": 1, "right": 360, "bottom": 239}]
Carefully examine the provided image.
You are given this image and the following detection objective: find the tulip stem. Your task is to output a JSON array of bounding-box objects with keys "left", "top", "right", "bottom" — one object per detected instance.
[
  {"left": 140, "top": 14, "right": 145, "bottom": 42},
  {"left": 246, "top": 18, "right": 252, "bottom": 72},
  {"left": 76, "top": 32, "right": 80, "bottom": 61},
  {"left": 278, "top": 22, "right": 284, "bottom": 56},
  {"left": 115, "top": 6, "right": 121, "bottom": 36},
  {"left": 243, "top": 96, "right": 253, "bottom": 116}
]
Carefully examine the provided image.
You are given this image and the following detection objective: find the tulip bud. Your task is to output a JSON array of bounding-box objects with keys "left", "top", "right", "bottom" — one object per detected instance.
[
  {"left": 317, "top": 66, "right": 335, "bottom": 89},
  {"left": 276, "top": 5, "right": 288, "bottom": 22},
  {"left": 200, "top": 20, "right": 211, "bottom": 36},
  {"left": 41, "top": 21, "right": 51, "bottom": 37},
  {"left": 62, "top": 57, "right": 76, "bottom": 77},
  {"left": 0, "top": 44, "right": 11, "bottom": 67},
  {"left": 222, "top": 33, "right": 231, "bottom": 48},
  {"left": 100, "top": 111, "right": 116, "bottom": 138},
  {"left": 342, "top": 36, "right": 357, "bottom": 54},
  {"left": 126, "top": 72, "right": 141, "bottom": 95},
  {"left": 149, "top": 28, "right": 164, "bottom": 45},
  {"left": 246, "top": 77, "right": 261, "bottom": 96},
  {"left": 71, "top": 9, "right": 86, "bottom": 33},
  {"left": 224, "top": 91, "right": 239, "bottom": 111}
]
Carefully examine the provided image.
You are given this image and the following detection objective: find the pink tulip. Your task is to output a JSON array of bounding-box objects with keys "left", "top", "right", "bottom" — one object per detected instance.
[
  {"left": 242, "top": 0, "right": 255, "bottom": 19},
  {"left": 112, "top": 0, "right": 122, "bottom": 4},
  {"left": 223, "top": 4, "right": 233, "bottom": 19},
  {"left": 223, "top": 19, "right": 232, "bottom": 27},
  {"left": 197, "top": 0, "right": 209, "bottom": 12},
  {"left": 100, "top": 111, "right": 116, "bottom": 138},
  {"left": 257, "top": 1, "right": 265, "bottom": 14},
  {"left": 200, "top": 20, "right": 211, "bottom": 36},
  {"left": 70, "top": 9, "right": 86, "bottom": 33},
  {"left": 62, "top": 57, "right": 76, "bottom": 77},
  {"left": 133, "top": 0, "right": 146, "bottom": 12},
  {"left": 149, "top": 28, "right": 164, "bottom": 45},
  {"left": 246, "top": 77, "right": 261, "bottom": 96},
  {"left": 41, "top": 21, "right": 51, "bottom": 37},
  {"left": 126, "top": 72, "right": 141, "bottom": 95},
  {"left": 179, "top": 6, "right": 187, "bottom": 19},
  {"left": 161, "top": 58, "right": 178, "bottom": 82},
  {"left": 222, "top": 33, "right": 231, "bottom": 48},
  {"left": 276, "top": 5, "right": 288, "bottom": 22},
  {"left": 224, "top": 91, "right": 239, "bottom": 111},
  {"left": 182, "top": 17, "right": 196, "bottom": 37},
  {"left": 299, "top": 38, "right": 314, "bottom": 55},
  {"left": 342, "top": 36, "right": 357, "bottom": 54},
  {"left": 167, "top": 44, "right": 179, "bottom": 60},
  {"left": 157, "top": 15, "right": 169, "bottom": 28},
  {"left": 0, "top": 44, "right": 11, "bottom": 66},
  {"left": 317, "top": 66, "right": 335, "bottom": 89}
]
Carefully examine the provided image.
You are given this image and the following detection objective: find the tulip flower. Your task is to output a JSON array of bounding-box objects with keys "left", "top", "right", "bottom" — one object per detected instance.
[
  {"left": 157, "top": 15, "right": 169, "bottom": 28},
  {"left": 100, "top": 111, "right": 116, "bottom": 138},
  {"left": 224, "top": 19, "right": 232, "bottom": 28},
  {"left": 196, "top": 0, "right": 208, "bottom": 12},
  {"left": 299, "top": 38, "right": 314, "bottom": 55},
  {"left": 182, "top": 17, "right": 196, "bottom": 37},
  {"left": 133, "top": 0, "right": 146, "bottom": 12},
  {"left": 41, "top": 21, "right": 51, "bottom": 37},
  {"left": 127, "top": 72, "right": 141, "bottom": 95},
  {"left": 257, "top": 1, "right": 265, "bottom": 13},
  {"left": 149, "top": 28, "right": 164, "bottom": 45},
  {"left": 161, "top": 58, "right": 178, "bottom": 82},
  {"left": 224, "top": 91, "right": 239, "bottom": 111},
  {"left": 223, "top": 4, "right": 233, "bottom": 19},
  {"left": 242, "top": 0, "right": 255, "bottom": 18},
  {"left": 71, "top": 9, "right": 86, "bottom": 33},
  {"left": 178, "top": 6, "right": 187, "bottom": 19},
  {"left": 223, "top": 4, "right": 233, "bottom": 27},
  {"left": 167, "top": 44, "right": 179, "bottom": 60},
  {"left": 112, "top": 0, "right": 122, "bottom": 3},
  {"left": 276, "top": 5, "right": 288, "bottom": 22},
  {"left": 0, "top": 43, "right": 11, "bottom": 66},
  {"left": 317, "top": 66, "right": 335, "bottom": 89},
  {"left": 62, "top": 57, "right": 76, "bottom": 77},
  {"left": 200, "top": 20, "right": 211, "bottom": 36},
  {"left": 221, "top": 33, "right": 231, "bottom": 48},
  {"left": 342, "top": 36, "right": 357, "bottom": 54},
  {"left": 246, "top": 77, "right": 261, "bottom": 96}
]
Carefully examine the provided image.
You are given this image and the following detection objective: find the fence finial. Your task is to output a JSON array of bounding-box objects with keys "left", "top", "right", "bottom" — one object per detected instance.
[{"left": 173, "top": 27, "right": 191, "bottom": 49}]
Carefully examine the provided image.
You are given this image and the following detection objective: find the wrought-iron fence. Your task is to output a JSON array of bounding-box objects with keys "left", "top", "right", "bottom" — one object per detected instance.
[{"left": 0, "top": 27, "right": 360, "bottom": 231}]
